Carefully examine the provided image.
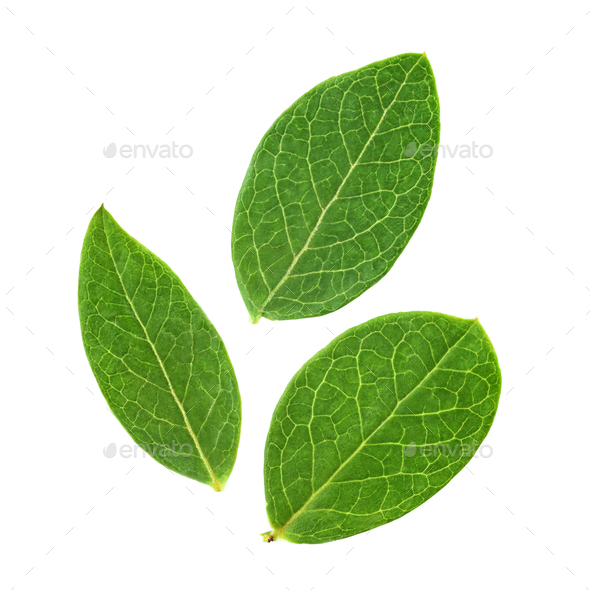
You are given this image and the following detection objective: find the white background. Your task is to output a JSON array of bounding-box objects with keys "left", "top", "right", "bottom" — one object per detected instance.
[{"left": 1, "top": 1, "right": 589, "bottom": 589}]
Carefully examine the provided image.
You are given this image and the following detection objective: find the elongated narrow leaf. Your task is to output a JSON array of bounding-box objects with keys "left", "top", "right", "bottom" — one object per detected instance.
[
  {"left": 262, "top": 311, "right": 501, "bottom": 543},
  {"left": 232, "top": 53, "right": 440, "bottom": 323},
  {"left": 78, "top": 206, "right": 241, "bottom": 491}
]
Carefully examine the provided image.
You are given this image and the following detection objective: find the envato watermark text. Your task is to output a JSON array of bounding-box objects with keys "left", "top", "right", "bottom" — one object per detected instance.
[
  {"left": 103, "top": 441, "right": 193, "bottom": 459},
  {"left": 404, "top": 141, "right": 493, "bottom": 159},
  {"left": 103, "top": 142, "right": 193, "bottom": 159},
  {"left": 403, "top": 440, "right": 493, "bottom": 459}
]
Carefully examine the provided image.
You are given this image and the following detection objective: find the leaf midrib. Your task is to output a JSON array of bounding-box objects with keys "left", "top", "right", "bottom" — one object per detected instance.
[
  {"left": 271, "top": 319, "right": 478, "bottom": 539},
  {"left": 252, "top": 55, "right": 425, "bottom": 322},
  {"left": 101, "top": 212, "right": 223, "bottom": 492}
]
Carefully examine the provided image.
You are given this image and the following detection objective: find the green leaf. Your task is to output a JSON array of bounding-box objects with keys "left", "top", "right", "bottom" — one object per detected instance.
[
  {"left": 263, "top": 311, "right": 501, "bottom": 543},
  {"left": 232, "top": 53, "right": 440, "bottom": 323},
  {"left": 78, "top": 206, "right": 241, "bottom": 491}
]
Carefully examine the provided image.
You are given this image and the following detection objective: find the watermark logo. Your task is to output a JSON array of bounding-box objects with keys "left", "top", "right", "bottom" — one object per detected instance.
[
  {"left": 403, "top": 440, "right": 493, "bottom": 459},
  {"left": 103, "top": 442, "right": 117, "bottom": 458},
  {"left": 102, "top": 441, "right": 193, "bottom": 459},
  {"left": 103, "top": 143, "right": 117, "bottom": 158},
  {"left": 102, "top": 142, "right": 193, "bottom": 159},
  {"left": 404, "top": 141, "right": 493, "bottom": 159}
]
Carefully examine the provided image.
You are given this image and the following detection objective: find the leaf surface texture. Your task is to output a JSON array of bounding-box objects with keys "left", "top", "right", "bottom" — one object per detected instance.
[
  {"left": 263, "top": 311, "right": 501, "bottom": 543},
  {"left": 79, "top": 206, "right": 241, "bottom": 491},
  {"left": 232, "top": 53, "right": 440, "bottom": 322}
]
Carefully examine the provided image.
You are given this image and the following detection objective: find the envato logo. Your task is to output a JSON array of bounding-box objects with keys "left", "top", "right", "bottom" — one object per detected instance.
[
  {"left": 103, "top": 441, "right": 193, "bottom": 459},
  {"left": 403, "top": 440, "right": 493, "bottom": 459},
  {"left": 404, "top": 141, "right": 493, "bottom": 159},
  {"left": 103, "top": 142, "right": 193, "bottom": 159}
]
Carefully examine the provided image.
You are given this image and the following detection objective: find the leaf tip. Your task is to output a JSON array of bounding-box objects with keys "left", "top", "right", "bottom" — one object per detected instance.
[
  {"left": 93, "top": 203, "right": 109, "bottom": 223},
  {"left": 211, "top": 478, "right": 225, "bottom": 492},
  {"left": 249, "top": 313, "right": 261, "bottom": 325}
]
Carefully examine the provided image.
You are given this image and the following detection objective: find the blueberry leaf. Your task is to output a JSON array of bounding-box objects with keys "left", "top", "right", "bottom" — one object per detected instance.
[
  {"left": 78, "top": 206, "right": 241, "bottom": 491},
  {"left": 232, "top": 53, "right": 440, "bottom": 322},
  {"left": 263, "top": 311, "right": 501, "bottom": 543}
]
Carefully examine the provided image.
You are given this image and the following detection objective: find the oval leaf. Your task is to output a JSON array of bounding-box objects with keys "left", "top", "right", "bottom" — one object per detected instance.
[
  {"left": 232, "top": 53, "right": 440, "bottom": 323},
  {"left": 78, "top": 206, "right": 241, "bottom": 491},
  {"left": 263, "top": 311, "right": 501, "bottom": 543}
]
